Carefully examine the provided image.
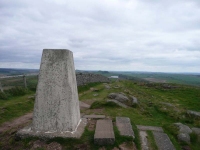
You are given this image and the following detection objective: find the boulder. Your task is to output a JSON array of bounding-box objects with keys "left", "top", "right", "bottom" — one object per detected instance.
[
  {"left": 177, "top": 133, "right": 190, "bottom": 144},
  {"left": 132, "top": 96, "right": 138, "bottom": 105},
  {"left": 174, "top": 123, "right": 192, "bottom": 134},
  {"left": 187, "top": 110, "right": 200, "bottom": 118},
  {"left": 192, "top": 127, "right": 200, "bottom": 135},
  {"left": 107, "top": 93, "right": 129, "bottom": 103},
  {"left": 105, "top": 85, "right": 111, "bottom": 89}
]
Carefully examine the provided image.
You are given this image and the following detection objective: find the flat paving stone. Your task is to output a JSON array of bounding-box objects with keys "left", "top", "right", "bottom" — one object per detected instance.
[
  {"left": 83, "top": 115, "right": 105, "bottom": 119},
  {"left": 94, "top": 120, "right": 115, "bottom": 145},
  {"left": 153, "top": 131, "right": 175, "bottom": 150},
  {"left": 137, "top": 125, "right": 163, "bottom": 132},
  {"left": 116, "top": 117, "right": 135, "bottom": 138},
  {"left": 139, "top": 131, "right": 149, "bottom": 150}
]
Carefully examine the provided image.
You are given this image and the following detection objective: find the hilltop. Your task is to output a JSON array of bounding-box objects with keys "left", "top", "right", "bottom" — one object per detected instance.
[{"left": 0, "top": 76, "right": 200, "bottom": 149}]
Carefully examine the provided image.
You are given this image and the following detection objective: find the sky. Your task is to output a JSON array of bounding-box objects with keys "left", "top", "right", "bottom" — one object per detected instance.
[{"left": 0, "top": 0, "right": 200, "bottom": 72}]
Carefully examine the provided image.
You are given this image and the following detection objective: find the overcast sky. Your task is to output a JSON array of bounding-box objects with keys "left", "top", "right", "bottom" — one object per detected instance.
[{"left": 0, "top": 0, "right": 200, "bottom": 72}]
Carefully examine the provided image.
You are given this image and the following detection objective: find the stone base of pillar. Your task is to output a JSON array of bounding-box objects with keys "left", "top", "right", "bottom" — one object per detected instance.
[{"left": 16, "top": 118, "right": 87, "bottom": 139}]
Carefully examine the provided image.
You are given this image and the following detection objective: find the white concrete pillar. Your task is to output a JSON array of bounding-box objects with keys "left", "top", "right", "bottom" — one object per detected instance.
[{"left": 32, "top": 49, "right": 80, "bottom": 132}]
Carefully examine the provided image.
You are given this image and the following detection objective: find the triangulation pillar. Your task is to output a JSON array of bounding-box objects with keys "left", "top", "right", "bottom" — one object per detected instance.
[{"left": 17, "top": 49, "right": 86, "bottom": 139}]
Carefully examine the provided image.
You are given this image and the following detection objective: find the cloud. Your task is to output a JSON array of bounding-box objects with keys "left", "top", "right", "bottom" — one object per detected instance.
[{"left": 0, "top": 0, "right": 200, "bottom": 72}]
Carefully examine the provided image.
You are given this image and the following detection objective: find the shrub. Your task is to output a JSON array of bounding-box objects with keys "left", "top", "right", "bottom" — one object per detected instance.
[
  {"left": 90, "top": 101, "right": 120, "bottom": 109},
  {"left": 0, "top": 91, "right": 8, "bottom": 100},
  {"left": 5, "top": 87, "right": 27, "bottom": 97}
]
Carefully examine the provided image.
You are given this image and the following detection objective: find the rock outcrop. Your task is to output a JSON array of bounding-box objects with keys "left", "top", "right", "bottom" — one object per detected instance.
[
  {"left": 76, "top": 73, "right": 110, "bottom": 86},
  {"left": 174, "top": 123, "right": 192, "bottom": 144}
]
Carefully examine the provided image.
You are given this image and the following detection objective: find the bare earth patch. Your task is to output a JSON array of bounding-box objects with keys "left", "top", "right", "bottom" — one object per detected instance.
[{"left": 0, "top": 112, "right": 33, "bottom": 134}]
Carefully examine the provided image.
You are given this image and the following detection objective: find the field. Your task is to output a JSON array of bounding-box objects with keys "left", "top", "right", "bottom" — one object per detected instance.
[
  {"left": 1, "top": 68, "right": 200, "bottom": 87},
  {"left": 94, "top": 71, "right": 200, "bottom": 87},
  {"left": 0, "top": 74, "right": 200, "bottom": 149}
]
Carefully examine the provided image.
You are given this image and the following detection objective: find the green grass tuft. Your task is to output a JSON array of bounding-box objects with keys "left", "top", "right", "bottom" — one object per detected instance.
[
  {"left": 146, "top": 130, "right": 158, "bottom": 150},
  {"left": 90, "top": 101, "right": 120, "bottom": 109}
]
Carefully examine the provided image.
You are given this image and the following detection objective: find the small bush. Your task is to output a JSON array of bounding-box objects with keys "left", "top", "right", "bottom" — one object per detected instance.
[
  {"left": 90, "top": 101, "right": 104, "bottom": 109},
  {"left": 190, "top": 132, "right": 198, "bottom": 143},
  {"left": 90, "top": 101, "right": 120, "bottom": 109},
  {"left": 0, "top": 91, "right": 8, "bottom": 100},
  {"left": 5, "top": 87, "right": 27, "bottom": 97}
]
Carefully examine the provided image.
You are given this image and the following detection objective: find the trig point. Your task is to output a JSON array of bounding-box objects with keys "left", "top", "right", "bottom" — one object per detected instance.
[{"left": 17, "top": 49, "right": 86, "bottom": 139}]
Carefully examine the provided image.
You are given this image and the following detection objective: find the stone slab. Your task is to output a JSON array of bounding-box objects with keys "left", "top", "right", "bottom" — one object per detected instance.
[
  {"left": 16, "top": 118, "right": 87, "bottom": 139},
  {"left": 116, "top": 117, "right": 134, "bottom": 138},
  {"left": 137, "top": 125, "right": 163, "bottom": 132},
  {"left": 153, "top": 131, "right": 175, "bottom": 150},
  {"left": 94, "top": 120, "right": 115, "bottom": 145},
  {"left": 107, "top": 99, "right": 128, "bottom": 108},
  {"left": 83, "top": 115, "right": 105, "bottom": 119},
  {"left": 139, "top": 131, "right": 149, "bottom": 150}
]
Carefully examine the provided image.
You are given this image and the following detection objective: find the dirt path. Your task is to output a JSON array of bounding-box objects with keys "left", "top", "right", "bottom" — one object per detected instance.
[{"left": 0, "top": 112, "right": 33, "bottom": 133}]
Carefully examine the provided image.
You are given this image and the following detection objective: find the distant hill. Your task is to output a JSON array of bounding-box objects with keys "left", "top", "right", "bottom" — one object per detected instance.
[{"left": 0, "top": 68, "right": 39, "bottom": 76}]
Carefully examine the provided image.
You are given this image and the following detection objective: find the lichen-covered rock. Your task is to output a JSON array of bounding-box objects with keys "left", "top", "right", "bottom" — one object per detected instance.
[
  {"left": 105, "top": 85, "right": 111, "bottom": 89},
  {"left": 174, "top": 123, "right": 192, "bottom": 134},
  {"left": 187, "top": 110, "right": 200, "bottom": 118},
  {"left": 108, "top": 93, "right": 129, "bottom": 103},
  {"left": 192, "top": 127, "right": 200, "bottom": 135},
  {"left": 177, "top": 133, "right": 190, "bottom": 144}
]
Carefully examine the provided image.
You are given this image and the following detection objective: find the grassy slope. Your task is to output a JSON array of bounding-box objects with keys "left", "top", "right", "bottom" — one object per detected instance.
[
  {"left": 120, "top": 72, "right": 200, "bottom": 87},
  {"left": 0, "top": 80, "right": 200, "bottom": 149},
  {"left": 80, "top": 80, "right": 200, "bottom": 150},
  {"left": 0, "top": 92, "right": 34, "bottom": 125}
]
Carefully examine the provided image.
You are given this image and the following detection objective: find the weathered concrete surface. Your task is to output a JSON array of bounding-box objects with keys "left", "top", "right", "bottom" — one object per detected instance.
[
  {"left": 33, "top": 49, "right": 80, "bottom": 132},
  {"left": 83, "top": 115, "right": 105, "bottom": 119},
  {"left": 137, "top": 125, "right": 164, "bottom": 132},
  {"left": 94, "top": 120, "right": 115, "bottom": 145},
  {"left": 139, "top": 131, "right": 149, "bottom": 150},
  {"left": 17, "top": 49, "right": 84, "bottom": 138},
  {"left": 153, "top": 131, "right": 176, "bottom": 150},
  {"left": 17, "top": 118, "right": 87, "bottom": 139},
  {"left": 116, "top": 117, "right": 135, "bottom": 138}
]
